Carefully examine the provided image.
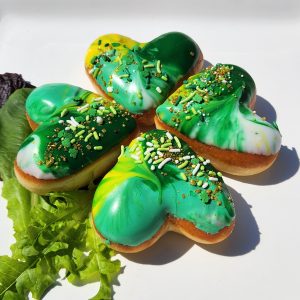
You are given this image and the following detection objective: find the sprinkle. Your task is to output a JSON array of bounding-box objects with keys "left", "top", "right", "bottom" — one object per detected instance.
[
  {"left": 175, "top": 160, "right": 179, "bottom": 164},
  {"left": 148, "top": 158, "right": 153, "bottom": 164},
  {"left": 86, "top": 115, "right": 90, "bottom": 121},
  {"left": 169, "top": 148, "right": 180, "bottom": 153},
  {"left": 173, "top": 136, "right": 181, "bottom": 148},
  {"left": 144, "top": 63, "right": 155, "bottom": 68},
  {"left": 183, "top": 155, "right": 191, "bottom": 160},
  {"left": 158, "top": 157, "right": 172, "bottom": 169},
  {"left": 96, "top": 116, "right": 103, "bottom": 124},
  {"left": 178, "top": 160, "right": 189, "bottom": 169},
  {"left": 153, "top": 158, "right": 164, "bottom": 165},
  {"left": 77, "top": 103, "right": 89, "bottom": 111},
  {"left": 166, "top": 132, "right": 173, "bottom": 140},
  {"left": 110, "top": 106, "right": 117, "bottom": 115},
  {"left": 144, "top": 147, "right": 154, "bottom": 154},
  {"left": 120, "top": 145, "right": 125, "bottom": 155},
  {"left": 60, "top": 108, "right": 68, "bottom": 117},
  {"left": 156, "top": 86, "right": 162, "bottom": 94},
  {"left": 200, "top": 165, "right": 205, "bottom": 171},
  {"left": 138, "top": 137, "right": 145, "bottom": 141},
  {"left": 84, "top": 133, "right": 93, "bottom": 142},
  {"left": 160, "top": 137, "right": 165, "bottom": 143},
  {"left": 180, "top": 173, "right": 187, "bottom": 181},
  {"left": 70, "top": 116, "right": 79, "bottom": 126},
  {"left": 192, "top": 164, "right": 200, "bottom": 176},
  {"left": 58, "top": 120, "right": 64, "bottom": 124},
  {"left": 75, "top": 130, "right": 85, "bottom": 137},
  {"left": 161, "top": 75, "right": 168, "bottom": 81},
  {"left": 70, "top": 126, "right": 76, "bottom": 131},
  {"left": 161, "top": 142, "right": 172, "bottom": 148},
  {"left": 197, "top": 171, "right": 204, "bottom": 177},
  {"left": 93, "top": 131, "right": 99, "bottom": 140},
  {"left": 185, "top": 116, "right": 192, "bottom": 120},
  {"left": 190, "top": 51, "right": 195, "bottom": 56},
  {"left": 144, "top": 153, "right": 151, "bottom": 161},
  {"left": 180, "top": 91, "right": 197, "bottom": 104},
  {"left": 146, "top": 142, "right": 154, "bottom": 147},
  {"left": 119, "top": 74, "right": 129, "bottom": 78},
  {"left": 217, "top": 172, "right": 223, "bottom": 177},
  {"left": 71, "top": 139, "right": 76, "bottom": 144},
  {"left": 156, "top": 60, "right": 162, "bottom": 73},
  {"left": 191, "top": 107, "right": 198, "bottom": 115},
  {"left": 203, "top": 159, "right": 210, "bottom": 166},
  {"left": 202, "top": 182, "right": 209, "bottom": 189},
  {"left": 198, "top": 156, "right": 205, "bottom": 162},
  {"left": 135, "top": 160, "right": 143, "bottom": 164},
  {"left": 131, "top": 154, "right": 140, "bottom": 160},
  {"left": 65, "top": 127, "right": 70, "bottom": 131},
  {"left": 157, "top": 151, "right": 163, "bottom": 157},
  {"left": 197, "top": 180, "right": 203, "bottom": 186},
  {"left": 107, "top": 86, "right": 113, "bottom": 93},
  {"left": 94, "top": 146, "right": 103, "bottom": 150},
  {"left": 150, "top": 165, "right": 156, "bottom": 171},
  {"left": 209, "top": 177, "right": 218, "bottom": 181},
  {"left": 77, "top": 124, "right": 85, "bottom": 129}
]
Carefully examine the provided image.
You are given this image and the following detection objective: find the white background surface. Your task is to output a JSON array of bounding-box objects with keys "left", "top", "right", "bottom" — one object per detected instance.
[{"left": 0, "top": 0, "right": 300, "bottom": 299}]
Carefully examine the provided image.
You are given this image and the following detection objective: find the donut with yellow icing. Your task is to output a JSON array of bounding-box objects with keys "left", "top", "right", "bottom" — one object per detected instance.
[
  {"left": 85, "top": 32, "right": 203, "bottom": 126},
  {"left": 14, "top": 83, "right": 138, "bottom": 194},
  {"left": 155, "top": 64, "right": 282, "bottom": 176},
  {"left": 92, "top": 130, "right": 235, "bottom": 253}
]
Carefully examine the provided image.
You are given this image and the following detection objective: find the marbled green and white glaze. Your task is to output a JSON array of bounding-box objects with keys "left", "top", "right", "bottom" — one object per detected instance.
[
  {"left": 156, "top": 64, "right": 281, "bottom": 155},
  {"left": 85, "top": 32, "right": 201, "bottom": 115},
  {"left": 18, "top": 85, "right": 136, "bottom": 179},
  {"left": 92, "top": 129, "right": 235, "bottom": 247}
]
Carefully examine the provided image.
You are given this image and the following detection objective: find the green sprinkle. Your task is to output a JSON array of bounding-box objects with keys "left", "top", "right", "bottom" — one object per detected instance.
[
  {"left": 199, "top": 156, "right": 205, "bottom": 162},
  {"left": 137, "top": 91, "right": 143, "bottom": 99},
  {"left": 134, "top": 160, "right": 143, "bottom": 164},
  {"left": 110, "top": 106, "right": 117, "bottom": 115},
  {"left": 60, "top": 108, "right": 68, "bottom": 117},
  {"left": 161, "top": 75, "right": 168, "bottom": 81},
  {"left": 80, "top": 107, "right": 89, "bottom": 113},
  {"left": 94, "top": 146, "right": 103, "bottom": 150},
  {"left": 119, "top": 74, "right": 129, "bottom": 78},
  {"left": 75, "top": 130, "right": 85, "bottom": 137},
  {"left": 69, "top": 148, "right": 78, "bottom": 158},
  {"left": 71, "top": 138, "right": 76, "bottom": 144},
  {"left": 153, "top": 158, "right": 164, "bottom": 165},
  {"left": 84, "top": 133, "right": 93, "bottom": 142},
  {"left": 98, "top": 40, "right": 102, "bottom": 45},
  {"left": 142, "top": 59, "right": 148, "bottom": 64},
  {"left": 191, "top": 107, "right": 198, "bottom": 115},
  {"left": 161, "top": 143, "right": 172, "bottom": 148},
  {"left": 151, "top": 152, "right": 156, "bottom": 157},
  {"left": 217, "top": 172, "right": 223, "bottom": 177},
  {"left": 185, "top": 115, "right": 192, "bottom": 120},
  {"left": 160, "top": 137, "right": 165, "bottom": 143},
  {"left": 180, "top": 173, "right": 187, "bottom": 181},
  {"left": 200, "top": 165, "right": 205, "bottom": 171},
  {"left": 111, "top": 42, "right": 120, "bottom": 47},
  {"left": 144, "top": 153, "right": 151, "bottom": 161},
  {"left": 86, "top": 115, "right": 90, "bottom": 121},
  {"left": 178, "top": 161, "right": 189, "bottom": 169},
  {"left": 70, "top": 126, "right": 76, "bottom": 131},
  {"left": 144, "top": 63, "right": 155, "bottom": 68},
  {"left": 156, "top": 60, "right": 161, "bottom": 73},
  {"left": 120, "top": 145, "right": 125, "bottom": 156},
  {"left": 180, "top": 91, "right": 197, "bottom": 104},
  {"left": 93, "top": 131, "right": 99, "bottom": 140},
  {"left": 197, "top": 180, "right": 203, "bottom": 186},
  {"left": 197, "top": 171, "right": 204, "bottom": 177},
  {"left": 174, "top": 136, "right": 182, "bottom": 149},
  {"left": 175, "top": 96, "right": 182, "bottom": 106}
]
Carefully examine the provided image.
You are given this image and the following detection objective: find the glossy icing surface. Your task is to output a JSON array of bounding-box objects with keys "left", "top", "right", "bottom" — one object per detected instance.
[
  {"left": 92, "top": 130, "right": 235, "bottom": 247},
  {"left": 85, "top": 32, "right": 201, "bottom": 115},
  {"left": 156, "top": 64, "right": 282, "bottom": 155},
  {"left": 18, "top": 85, "right": 136, "bottom": 179}
]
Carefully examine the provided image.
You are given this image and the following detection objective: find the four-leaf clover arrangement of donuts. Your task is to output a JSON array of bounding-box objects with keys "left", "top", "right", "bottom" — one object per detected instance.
[{"left": 14, "top": 32, "right": 282, "bottom": 253}]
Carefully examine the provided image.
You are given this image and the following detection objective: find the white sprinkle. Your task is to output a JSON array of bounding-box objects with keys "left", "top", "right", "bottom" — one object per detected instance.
[
  {"left": 77, "top": 103, "right": 89, "bottom": 111},
  {"left": 175, "top": 159, "right": 179, "bottom": 164},
  {"left": 66, "top": 120, "right": 77, "bottom": 127},
  {"left": 203, "top": 159, "right": 210, "bottom": 166},
  {"left": 183, "top": 155, "right": 191, "bottom": 160},
  {"left": 190, "top": 51, "right": 195, "bottom": 56},
  {"left": 192, "top": 164, "right": 200, "bottom": 176},
  {"left": 169, "top": 148, "right": 180, "bottom": 153},
  {"left": 89, "top": 68, "right": 95, "bottom": 74},
  {"left": 65, "top": 127, "right": 70, "bottom": 131},
  {"left": 157, "top": 151, "right": 164, "bottom": 157},
  {"left": 138, "top": 137, "right": 145, "bottom": 141},
  {"left": 148, "top": 158, "right": 153, "bottom": 164},
  {"left": 166, "top": 132, "right": 173, "bottom": 140},
  {"left": 70, "top": 116, "right": 79, "bottom": 126},
  {"left": 96, "top": 116, "right": 103, "bottom": 124},
  {"left": 191, "top": 155, "right": 195, "bottom": 158},
  {"left": 209, "top": 177, "right": 218, "bottom": 181},
  {"left": 98, "top": 106, "right": 106, "bottom": 110},
  {"left": 202, "top": 182, "right": 209, "bottom": 188},
  {"left": 150, "top": 165, "right": 155, "bottom": 171},
  {"left": 107, "top": 86, "right": 114, "bottom": 93},
  {"left": 144, "top": 147, "right": 154, "bottom": 154},
  {"left": 154, "top": 156, "right": 158, "bottom": 160},
  {"left": 253, "top": 110, "right": 256, "bottom": 114},
  {"left": 156, "top": 86, "right": 162, "bottom": 93},
  {"left": 58, "top": 120, "right": 64, "bottom": 124},
  {"left": 131, "top": 154, "right": 140, "bottom": 160},
  {"left": 158, "top": 158, "right": 172, "bottom": 170},
  {"left": 146, "top": 142, "right": 153, "bottom": 147}
]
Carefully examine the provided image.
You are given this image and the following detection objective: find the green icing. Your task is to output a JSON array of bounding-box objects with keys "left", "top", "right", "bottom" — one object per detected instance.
[
  {"left": 87, "top": 32, "right": 200, "bottom": 114},
  {"left": 156, "top": 64, "right": 281, "bottom": 153},
  {"left": 25, "top": 83, "right": 95, "bottom": 124},
  {"left": 92, "top": 130, "right": 235, "bottom": 247},
  {"left": 18, "top": 93, "right": 136, "bottom": 178}
]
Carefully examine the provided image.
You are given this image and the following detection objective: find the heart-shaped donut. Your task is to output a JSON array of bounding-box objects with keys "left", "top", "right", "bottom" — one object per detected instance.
[
  {"left": 155, "top": 64, "right": 282, "bottom": 175},
  {"left": 85, "top": 32, "right": 203, "bottom": 124},
  {"left": 14, "top": 84, "right": 138, "bottom": 194},
  {"left": 92, "top": 129, "right": 235, "bottom": 253}
]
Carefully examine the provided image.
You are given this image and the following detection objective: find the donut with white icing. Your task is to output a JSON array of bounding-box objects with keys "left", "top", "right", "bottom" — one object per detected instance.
[
  {"left": 85, "top": 32, "right": 203, "bottom": 126},
  {"left": 14, "top": 84, "right": 138, "bottom": 194},
  {"left": 92, "top": 130, "right": 235, "bottom": 253},
  {"left": 155, "top": 64, "right": 282, "bottom": 175}
]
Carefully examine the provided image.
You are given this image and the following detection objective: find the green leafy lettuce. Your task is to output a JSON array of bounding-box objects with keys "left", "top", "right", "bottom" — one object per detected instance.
[{"left": 0, "top": 89, "right": 121, "bottom": 299}]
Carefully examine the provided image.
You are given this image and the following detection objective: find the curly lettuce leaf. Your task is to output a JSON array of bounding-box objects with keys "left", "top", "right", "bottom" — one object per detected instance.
[
  {"left": 0, "top": 179, "right": 120, "bottom": 299},
  {"left": 0, "top": 88, "right": 33, "bottom": 180}
]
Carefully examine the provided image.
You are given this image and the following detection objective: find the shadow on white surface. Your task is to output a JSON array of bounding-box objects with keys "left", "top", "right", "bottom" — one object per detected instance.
[
  {"left": 200, "top": 186, "right": 260, "bottom": 256},
  {"left": 122, "top": 186, "right": 259, "bottom": 264}
]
